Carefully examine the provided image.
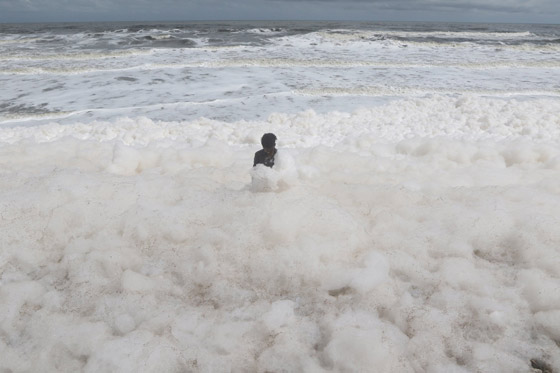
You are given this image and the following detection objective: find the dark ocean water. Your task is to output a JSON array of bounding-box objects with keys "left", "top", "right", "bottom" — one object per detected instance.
[{"left": 1, "top": 20, "right": 559, "bottom": 51}]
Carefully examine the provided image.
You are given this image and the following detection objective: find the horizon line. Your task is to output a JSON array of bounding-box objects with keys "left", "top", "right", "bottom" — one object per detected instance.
[{"left": 1, "top": 19, "right": 559, "bottom": 26}]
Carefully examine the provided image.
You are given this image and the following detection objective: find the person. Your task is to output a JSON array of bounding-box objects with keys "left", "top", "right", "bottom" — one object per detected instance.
[{"left": 253, "top": 133, "right": 277, "bottom": 168}]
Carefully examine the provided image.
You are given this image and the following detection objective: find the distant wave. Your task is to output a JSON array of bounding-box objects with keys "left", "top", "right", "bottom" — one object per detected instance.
[
  {"left": 3, "top": 58, "right": 558, "bottom": 76},
  {"left": 0, "top": 49, "right": 152, "bottom": 62}
]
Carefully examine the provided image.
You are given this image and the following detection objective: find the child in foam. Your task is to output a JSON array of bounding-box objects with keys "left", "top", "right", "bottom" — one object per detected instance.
[{"left": 253, "top": 133, "right": 277, "bottom": 168}]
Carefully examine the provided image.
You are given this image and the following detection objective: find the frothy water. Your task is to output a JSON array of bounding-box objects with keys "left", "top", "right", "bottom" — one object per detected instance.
[
  {"left": 1, "top": 21, "right": 559, "bottom": 124},
  {"left": 1, "top": 21, "right": 560, "bottom": 372}
]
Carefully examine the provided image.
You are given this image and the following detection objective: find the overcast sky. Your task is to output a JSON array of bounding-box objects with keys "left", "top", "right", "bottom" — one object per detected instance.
[{"left": 0, "top": 0, "right": 558, "bottom": 24}]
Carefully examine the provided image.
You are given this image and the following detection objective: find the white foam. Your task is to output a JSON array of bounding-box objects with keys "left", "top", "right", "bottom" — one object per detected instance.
[
  {"left": 2, "top": 95, "right": 559, "bottom": 144},
  {"left": 1, "top": 95, "right": 560, "bottom": 371}
]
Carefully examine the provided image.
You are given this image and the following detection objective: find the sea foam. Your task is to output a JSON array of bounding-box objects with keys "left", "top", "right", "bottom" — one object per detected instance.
[{"left": 1, "top": 94, "right": 559, "bottom": 371}]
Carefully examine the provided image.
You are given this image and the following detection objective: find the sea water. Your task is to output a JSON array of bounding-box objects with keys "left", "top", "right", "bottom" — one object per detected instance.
[{"left": 1, "top": 21, "right": 559, "bottom": 372}]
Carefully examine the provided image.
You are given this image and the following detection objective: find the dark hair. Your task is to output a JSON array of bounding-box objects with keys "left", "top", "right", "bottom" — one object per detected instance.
[{"left": 261, "top": 133, "right": 277, "bottom": 149}]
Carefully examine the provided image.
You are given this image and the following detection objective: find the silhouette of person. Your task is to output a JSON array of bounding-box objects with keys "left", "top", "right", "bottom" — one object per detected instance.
[{"left": 253, "top": 133, "right": 277, "bottom": 168}]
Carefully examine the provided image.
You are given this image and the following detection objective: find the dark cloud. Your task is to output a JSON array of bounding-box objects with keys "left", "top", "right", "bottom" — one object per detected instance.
[
  {"left": 269, "top": 0, "right": 554, "bottom": 14},
  {"left": 0, "top": 0, "right": 558, "bottom": 23}
]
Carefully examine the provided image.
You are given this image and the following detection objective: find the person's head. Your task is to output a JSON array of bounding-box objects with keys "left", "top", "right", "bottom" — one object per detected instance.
[{"left": 261, "top": 133, "right": 277, "bottom": 149}]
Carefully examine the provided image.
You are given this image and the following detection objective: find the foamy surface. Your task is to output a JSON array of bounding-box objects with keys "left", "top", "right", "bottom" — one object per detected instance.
[{"left": 1, "top": 21, "right": 560, "bottom": 372}]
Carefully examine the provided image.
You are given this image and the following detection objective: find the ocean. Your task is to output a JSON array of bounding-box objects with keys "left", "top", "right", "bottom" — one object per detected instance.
[{"left": 1, "top": 21, "right": 559, "bottom": 372}]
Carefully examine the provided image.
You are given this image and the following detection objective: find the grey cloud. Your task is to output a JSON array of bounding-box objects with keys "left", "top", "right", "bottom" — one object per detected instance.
[
  {"left": 0, "top": 0, "right": 558, "bottom": 23},
  {"left": 269, "top": 0, "right": 558, "bottom": 15}
]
